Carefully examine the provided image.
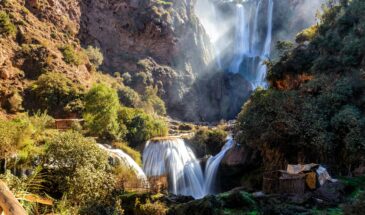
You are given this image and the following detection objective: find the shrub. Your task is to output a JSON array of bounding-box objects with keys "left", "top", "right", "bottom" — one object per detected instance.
[
  {"left": 118, "top": 86, "right": 142, "bottom": 108},
  {"left": 118, "top": 107, "right": 168, "bottom": 147},
  {"left": 141, "top": 87, "right": 166, "bottom": 116},
  {"left": 43, "top": 131, "right": 114, "bottom": 205},
  {"left": 29, "top": 72, "right": 85, "bottom": 117},
  {"left": 84, "top": 84, "right": 125, "bottom": 140},
  {"left": 134, "top": 199, "right": 167, "bottom": 215},
  {"left": 122, "top": 72, "right": 132, "bottom": 84},
  {"left": 84, "top": 46, "right": 104, "bottom": 68},
  {"left": 0, "top": 11, "right": 16, "bottom": 37},
  {"left": 60, "top": 45, "right": 85, "bottom": 66},
  {"left": 191, "top": 128, "right": 228, "bottom": 157}
]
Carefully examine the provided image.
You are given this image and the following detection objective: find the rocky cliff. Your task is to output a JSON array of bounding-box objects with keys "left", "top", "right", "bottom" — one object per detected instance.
[{"left": 0, "top": 0, "right": 217, "bottom": 119}]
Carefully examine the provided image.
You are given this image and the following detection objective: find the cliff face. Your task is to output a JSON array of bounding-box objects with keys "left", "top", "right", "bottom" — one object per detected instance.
[
  {"left": 1, "top": 0, "right": 215, "bottom": 118},
  {"left": 77, "top": 0, "right": 214, "bottom": 112}
]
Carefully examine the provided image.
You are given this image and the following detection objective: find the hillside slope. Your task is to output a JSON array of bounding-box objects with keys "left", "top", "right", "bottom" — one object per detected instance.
[{"left": 235, "top": 0, "right": 365, "bottom": 174}]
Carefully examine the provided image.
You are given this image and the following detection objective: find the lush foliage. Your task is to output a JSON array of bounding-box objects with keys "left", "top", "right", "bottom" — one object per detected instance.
[
  {"left": 29, "top": 72, "right": 85, "bottom": 117},
  {"left": 43, "top": 131, "right": 114, "bottom": 205},
  {"left": 236, "top": 0, "right": 365, "bottom": 173},
  {"left": 118, "top": 107, "right": 168, "bottom": 147},
  {"left": 190, "top": 127, "right": 228, "bottom": 157},
  {"left": 84, "top": 84, "right": 125, "bottom": 140}
]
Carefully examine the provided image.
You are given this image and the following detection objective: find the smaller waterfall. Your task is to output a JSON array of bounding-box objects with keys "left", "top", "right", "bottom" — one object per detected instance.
[
  {"left": 204, "top": 136, "right": 235, "bottom": 195},
  {"left": 143, "top": 138, "right": 205, "bottom": 199},
  {"left": 98, "top": 144, "right": 149, "bottom": 188}
]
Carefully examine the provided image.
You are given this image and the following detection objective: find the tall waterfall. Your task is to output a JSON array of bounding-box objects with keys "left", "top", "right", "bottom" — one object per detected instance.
[
  {"left": 143, "top": 138, "right": 205, "bottom": 199},
  {"left": 230, "top": 0, "right": 274, "bottom": 88},
  {"left": 98, "top": 144, "right": 149, "bottom": 188},
  {"left": 142, "top": 136, "right": 235, "bottom": 199},
  {"left": 204, "top": 137, "right": 235, "bottom": 195},
  {"left": 196, "top": 0, "right": 274, "bottom": 89}
]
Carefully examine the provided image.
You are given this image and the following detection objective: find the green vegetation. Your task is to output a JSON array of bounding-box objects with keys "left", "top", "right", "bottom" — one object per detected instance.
[
  {"left": 83, "top": 84, "right": 168, "bottom": 145},
  {"left": 0, "top": 11, "right": 16, "bottom": 37},
  {"left": 191, "top": 127, "right": 228, "bottom": 157},
  {"left": 119, "top": 107, "right": 168, "bottom": 147},
  {"left": 84, "top": 84, "right": 124, "bottom": 140},
  {"left": 29, "top": 72, "right": 85, "bottom": 117},
  {"left": 60, "top": 45, "right": 86, "bottom": 66},
  {"left": 84, "top": 46, "right": 104, "bottom": 68},
  {"left": 236, "top": 0, "right": 365, "bottom": 173},
  {"left": 118, "top": 86, "right": 142, "bottom": 108},
  {"left": 141, "top": 87, "right": 167, "bottom": 116},
  {"left": 43, "top": 131, "right": 114, "bottom": 205}
]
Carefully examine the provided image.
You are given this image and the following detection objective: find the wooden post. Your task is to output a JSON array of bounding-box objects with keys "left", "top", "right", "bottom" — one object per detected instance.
[{"left": 0, "top": 180, "right": 27, "bottom": 215}]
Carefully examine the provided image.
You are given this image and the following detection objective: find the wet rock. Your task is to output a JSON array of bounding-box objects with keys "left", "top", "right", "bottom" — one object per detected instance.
[{"left": 219, "top": 144, "right": 262, "bottom": 191}]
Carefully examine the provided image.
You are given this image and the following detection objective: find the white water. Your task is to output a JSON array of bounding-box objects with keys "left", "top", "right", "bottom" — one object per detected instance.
[
  {"left": 143, "top": 138, "right": 205, "bottom": 199},
  {"left": 142, "top": 136, "right": 235, "bottom": 199},
  {"left": 204, "top": 136, "right": 235, "bottom": 195},
  {"left": 229, "top": 0, "right": 274, "bottom": 89},
  {"left": 196, "top": 0, "right": 274, "bottom": 89},
  {"left": 98, "top": 144, "right": 149, "bottom": 188}
]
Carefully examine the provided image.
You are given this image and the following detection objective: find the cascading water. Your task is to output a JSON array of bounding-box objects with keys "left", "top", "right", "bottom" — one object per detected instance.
[
  {"left": 142, "top": 138, "right": 205, "bottom": 199},
  {"left": 230, "top": 0, "right": 274, "bottom": 89},
  {"left": 98, "top": 144, "right": 149, "bottom": 188},
  {"left": 204, "top": 136, "right": 235, "bottom": 195},
  {"left": 142, "top": 136, "right": 235, "bottom": 199},
  {"left": 196, "top": 0, "right": 274, "bottom": 89}
]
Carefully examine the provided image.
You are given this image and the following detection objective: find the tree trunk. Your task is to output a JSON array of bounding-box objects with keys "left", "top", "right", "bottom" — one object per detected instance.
[{"left": 0, "top": 180, "right": 27, "bottom": 215}]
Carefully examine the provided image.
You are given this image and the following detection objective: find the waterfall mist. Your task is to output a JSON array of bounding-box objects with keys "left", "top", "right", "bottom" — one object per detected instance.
[{"left": 195, "top": 0, "right": 326, "bottom": 88}]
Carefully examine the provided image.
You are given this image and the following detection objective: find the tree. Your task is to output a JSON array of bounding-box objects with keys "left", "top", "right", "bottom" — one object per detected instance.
[
  {"left": 83, "top": 84, "right": 124, "bottom": 140},
  {"left": 43, "top": 131, "right": 114, "bottom": 205}
]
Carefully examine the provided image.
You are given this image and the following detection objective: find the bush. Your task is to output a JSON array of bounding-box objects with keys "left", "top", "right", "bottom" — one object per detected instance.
[
  {"left": 141, "top": 87, "right": 166, "bottom": 116},
  {"left": 60, "top": 45, "right": 85, "bottom": 66},
  {"left": 191, "top": 128, "right": 228, "bottom": 157},
  {"left": 43, "top": 131, "right": 114, "bottom": 205},
  {"left": 118, "top": 86, "right": 142, "bottom": 108},
  {"left": 118, "top": 107, "right": 168, "bottom": 147},
  {"left": 134, "top": 199, "right": 167, "bottom": 215},
  {"left": 29, "top": 72, "right": 85, "bottom": 117},
  {"left": 84, "top": 84, "right": 125, "bottom": 140},
  {"left": 84, "top": 46, "right": 104, "bottom": 68},
  {"left": 0, "top": 11, "right": 16, "bottom": 37}
]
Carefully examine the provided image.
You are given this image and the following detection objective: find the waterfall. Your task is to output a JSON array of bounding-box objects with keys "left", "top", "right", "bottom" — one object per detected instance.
[
  {"left": 195, "top": 0, "right": 274, "bottom": 89},
  {"left": 142, "top": 138, "right": 205, "bottom": 199},
  {"left": 98, "top": 144, "right": 149, "bottom": 188},
  {"left": 229, "top": 4, "right": 250, "bottom": 74},
  {"left": 142, "top": 136, "right": 235, "bottom": 199},
  {"left": 229, "top": 0, "right": 274, "bottom": 89},
  {"left": 204, "top": 136, "right": 235, "bottom": 195}
]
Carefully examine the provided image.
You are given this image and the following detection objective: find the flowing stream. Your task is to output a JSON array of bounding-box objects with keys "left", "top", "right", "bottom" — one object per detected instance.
[{"left": 142, "top": 137, "right": 234, "bottom": 199}]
